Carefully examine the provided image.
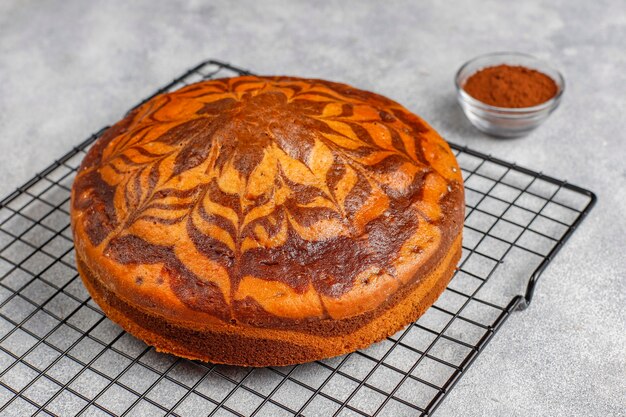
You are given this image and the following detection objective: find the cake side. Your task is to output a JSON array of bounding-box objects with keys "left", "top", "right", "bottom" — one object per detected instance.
[{"left": 78, "top": 234, "right": 462, "bottom": 366}]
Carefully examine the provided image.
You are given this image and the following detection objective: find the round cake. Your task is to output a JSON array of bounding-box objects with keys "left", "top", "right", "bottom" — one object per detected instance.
[{"left": 71, "top": 76, "right": 464, "bottom": 366}]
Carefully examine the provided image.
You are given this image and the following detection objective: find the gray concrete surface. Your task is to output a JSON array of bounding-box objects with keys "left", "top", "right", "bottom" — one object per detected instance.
[{"left": 0, "top": 1, "right": 624, "bottom": 416}]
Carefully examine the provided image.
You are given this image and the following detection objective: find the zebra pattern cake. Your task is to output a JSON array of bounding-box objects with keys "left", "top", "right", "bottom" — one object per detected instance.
[{"left": 71, "top": 76, "right": 464, "bottom": 366}]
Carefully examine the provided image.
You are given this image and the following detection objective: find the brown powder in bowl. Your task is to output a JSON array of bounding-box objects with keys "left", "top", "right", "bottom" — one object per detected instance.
[{"left": 463, "top": 64, "right": 558, "bottom": 108}]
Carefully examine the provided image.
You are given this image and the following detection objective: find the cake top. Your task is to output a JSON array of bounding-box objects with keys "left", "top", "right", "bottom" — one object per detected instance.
[{"left": 72, "top": 76, "right": 463, "bottom": 326}]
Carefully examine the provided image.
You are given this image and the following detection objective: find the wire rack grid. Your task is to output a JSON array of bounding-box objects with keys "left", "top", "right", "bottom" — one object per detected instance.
[{"left": 0, "top": 60, "right": 596, "bottom": 417}]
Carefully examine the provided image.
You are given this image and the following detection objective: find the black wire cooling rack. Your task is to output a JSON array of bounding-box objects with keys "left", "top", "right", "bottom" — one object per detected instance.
[{"left": 0, "top": 60, "right": 596, "bottom": 417}]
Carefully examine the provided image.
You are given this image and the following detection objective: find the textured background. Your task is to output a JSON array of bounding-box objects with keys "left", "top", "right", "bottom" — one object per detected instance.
[{"left": 0, "top": 1, "right": 624, "bottom": 416}]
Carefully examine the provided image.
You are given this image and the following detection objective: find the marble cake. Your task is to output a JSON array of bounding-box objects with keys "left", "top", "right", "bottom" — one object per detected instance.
[{"left": 70, "top": 76, "right": 464, "bottom": 366}]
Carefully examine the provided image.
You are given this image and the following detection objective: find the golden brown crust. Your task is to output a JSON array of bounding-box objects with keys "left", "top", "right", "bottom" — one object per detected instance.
[{"left": 71, "top": 76, "right": 464, "bottom": 365}]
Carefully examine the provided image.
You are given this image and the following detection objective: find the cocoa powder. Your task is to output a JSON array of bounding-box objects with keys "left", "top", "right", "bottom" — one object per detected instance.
[{"left": 463, "top": 64, "right": 557, "bottom": 108}]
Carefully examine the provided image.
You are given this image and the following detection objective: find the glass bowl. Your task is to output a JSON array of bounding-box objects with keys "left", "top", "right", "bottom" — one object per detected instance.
[{"left": 455, "top": 52, "right": 565, "bottom": 138}]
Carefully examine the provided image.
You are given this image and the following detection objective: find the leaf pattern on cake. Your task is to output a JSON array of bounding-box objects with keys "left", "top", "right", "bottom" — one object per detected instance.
[{"left": 72, "top": 76, "right": 462, "bottom": 319}]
